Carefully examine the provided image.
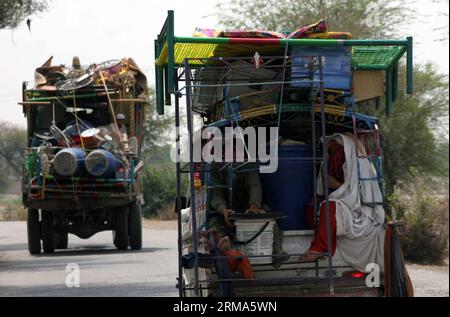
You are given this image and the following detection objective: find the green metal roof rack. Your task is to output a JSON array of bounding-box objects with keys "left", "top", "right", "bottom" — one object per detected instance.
[{"left": 154, "top": 10, "right": 413, "bottom": 115}]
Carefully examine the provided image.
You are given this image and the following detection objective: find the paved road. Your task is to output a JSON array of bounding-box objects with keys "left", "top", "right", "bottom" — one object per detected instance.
[
  {"left": 1, "top": 221, "right": 448, "bottom": 297},
  {"left": 0, "top": 221, "right": 178, "bottom": 297}
]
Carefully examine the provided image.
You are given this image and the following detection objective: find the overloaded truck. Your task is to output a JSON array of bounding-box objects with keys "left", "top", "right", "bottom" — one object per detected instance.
[
  {"left": 21, "top": 57, "right": 148, "bottom": 254},
  {"left": 154, "top": 11, "right": 414, "bottom": 297}
]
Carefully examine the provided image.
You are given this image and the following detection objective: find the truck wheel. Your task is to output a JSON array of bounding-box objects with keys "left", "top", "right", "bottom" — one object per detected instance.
[
  {"left": 113, "top": 207, "right": 129, "bottom": 250},
  {"left": 41, "top": 210, "right": 55, "bottom": 254},
  {"left": 27, "top": 209, "right": 41, "bottom": 255},
  {"left": 54, "top": 232, "right": 68, "bottom": 249},
  {"left": 129, "top": 202, "right": 142, "bottom": 250}
]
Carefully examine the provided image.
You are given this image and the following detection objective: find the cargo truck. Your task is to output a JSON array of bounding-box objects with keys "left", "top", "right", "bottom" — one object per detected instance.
[
  {"left": 21, "top": 58, "right": 147, "bottom": 254},
  {"left": 155, "top": 11, "right": 414, "bottom": 297}
]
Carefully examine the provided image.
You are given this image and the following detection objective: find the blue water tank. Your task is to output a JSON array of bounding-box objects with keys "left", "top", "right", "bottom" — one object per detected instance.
[
  {"left": 53, "top": 148, "right": 85, "bottom": 176},
  {"left": 85, "top": 150, "right": 122, "bottom": 178},
  {"left": 260, "top": 144, "right": 314, "bottom": 230}
]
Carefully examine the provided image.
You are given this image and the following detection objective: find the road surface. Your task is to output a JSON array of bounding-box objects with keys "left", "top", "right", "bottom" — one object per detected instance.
[
  {"left": 0, "top": 221, "right": 448, "bottom": 297},
  {"left": 0, "top": 221, "right": 178, "bottom": 297}
]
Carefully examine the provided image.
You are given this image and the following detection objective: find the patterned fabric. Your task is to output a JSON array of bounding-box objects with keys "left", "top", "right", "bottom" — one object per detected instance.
[
  {"left": 193, "top": 20, "right": 350, "bottom": 40},
  {"left": 193, "top": 28, "right": 222, "bottom": 38},
  {"left": 219, "top": 30, "right": 286, "bottom": 39},
  {"left": 306, "top": 32, "right": 352, "bottom": 39},
  {"left": 288, "top": 20, "right": 328, "bottom": 39}
]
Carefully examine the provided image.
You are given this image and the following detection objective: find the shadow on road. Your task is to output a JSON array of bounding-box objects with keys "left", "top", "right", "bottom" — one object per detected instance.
[
  {"left": 41, "top": 247, "right": 166, "bottom": 257},
  {"left": 0, "top": 282, "right": 178, "bottom": 297},
  {"left": 0, "top": 243, "right": 166, "bottom": 255},
  {"left": 0, "top": 243, "right": 29, "bottom": 252}
]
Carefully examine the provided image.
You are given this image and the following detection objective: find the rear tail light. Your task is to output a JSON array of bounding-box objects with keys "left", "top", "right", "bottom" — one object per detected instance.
[{"left": 343, "top": 271, "right": 366, "bottom": 278}]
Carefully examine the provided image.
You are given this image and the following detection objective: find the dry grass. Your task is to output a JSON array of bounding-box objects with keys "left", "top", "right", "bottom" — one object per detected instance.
[
  {"left": 141, "top": 202, "right": 178, "bottom": 230},
  {"left": 434, "top": 197, "right": 449, "bottom": 225},
  {"left": 0, "top": 195, "right": 26, "bottom": 221},
  {"left": 433, "top": 197, "right": 449, "bottom": 255},
  {"left": 151, "top": 202, "right": 177, "bottom": 221}
]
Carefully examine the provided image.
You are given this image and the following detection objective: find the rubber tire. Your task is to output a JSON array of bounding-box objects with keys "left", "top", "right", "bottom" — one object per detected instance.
[
  {"left": 54, "top": 232, "right": 68, "bottom": 249},
  {"left": 128, "top": 202, "right": 142, "bottom": 250},
  {"left": 41, "top": 210, "right": 55, "bottom": 254},
  {"left": 113, "top": 207, "right": 129, "bottom": 251},
  {"left": 27, "top": 209, "right": 41, "bottom": 255}
]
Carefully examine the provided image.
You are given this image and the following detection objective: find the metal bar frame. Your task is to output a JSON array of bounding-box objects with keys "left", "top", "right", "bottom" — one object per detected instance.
[
  {"left": 174, "top": 36, "right": 411, "bottom": 47},
  {"left": 386, "top": 68, "right": 393, "bottom": 116},
  {"left": 174, "top": 76, "right": 184, "bottom": 297},
  {"left": 184, "top": 59, "right": 201, "bottom": 296},
  {"left": 174, "top": 55, "right": 338, "bottom": 296},
  {"left": 155, "top": 39, "right": 164, "bottom": 114},
  {"left": 406, "top": 37, "right": 414, "bottom": 95},
  {"left": 317, "top": 57, "right": 334, "bottom": 294}
]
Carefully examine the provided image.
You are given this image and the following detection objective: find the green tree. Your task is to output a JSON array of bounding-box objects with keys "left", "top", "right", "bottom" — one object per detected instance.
[
  {"left": 0, "top": 122, "right": 27, "bottom": 193},
  {"left": 374, "top": 64, "right": 449, "bottom": 193},
  {"left": 0, "top": 121, "right": 27, "bottom": 177},
  {"left": 142, "top": 163, "right": 176, "bottom": 217},
  {"left": 141, "top": 89, "right": 174, "bottom": 161},
  {"left": 140, "top": 90, "right": 180, "bottom": 217},
  {"left": 0, "top": 0, "right": 49, "bottom": 29},
  {"left": 215, "top": 0, "right": 410, "bottom": 38}
]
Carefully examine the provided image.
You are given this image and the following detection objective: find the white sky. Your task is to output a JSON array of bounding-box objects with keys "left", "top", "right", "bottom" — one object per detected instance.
[{"left": 0, "top": 0, "right": 448, "bottom": 127}]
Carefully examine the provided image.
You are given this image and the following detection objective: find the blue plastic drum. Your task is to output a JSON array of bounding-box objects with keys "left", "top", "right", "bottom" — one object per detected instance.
[
  {"left": 85, "top": 149, "right": 121, "bottom": 178},
  {"left": 53, "top": 148, "right": 86, "bottom": 176},
  {"left": 260, "top": 144, "right": 314, "bottom": 230}
]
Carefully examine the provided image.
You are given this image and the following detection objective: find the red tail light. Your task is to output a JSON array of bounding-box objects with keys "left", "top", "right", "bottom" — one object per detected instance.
[{"left": 343, "top": 271, "right": 366, "bottom": 278}]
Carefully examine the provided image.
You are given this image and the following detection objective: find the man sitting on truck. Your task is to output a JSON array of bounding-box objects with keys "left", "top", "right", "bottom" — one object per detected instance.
[
  {"left": 209, "top": 161, "right": 289, "bottom": 269},
  {"left": 301, "top": 133, "right": 385, "bottom": 273},
  {"left": 116, "top": 113, "right": 128, "bottom": 134},
  {"left": 66, "top": 56, "right": 86, "bottom": 79},
  {"left": 105, "top": 113, "right": 128, "bottom": 142}
]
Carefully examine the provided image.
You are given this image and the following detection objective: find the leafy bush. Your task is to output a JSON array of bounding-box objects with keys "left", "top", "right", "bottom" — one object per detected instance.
[
  {"left": 141, "top": 161, "right": 188, "bottom": 219},
  {"left": 390, "top": 179, "right": 449, "bottom": 264},
  {"left": 142, "top": 164, "right": 176, "bottom": 218}
]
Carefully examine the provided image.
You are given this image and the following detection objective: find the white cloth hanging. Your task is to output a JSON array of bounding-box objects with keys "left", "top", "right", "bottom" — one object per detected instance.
[{"left": 317, "top": 133, "right": 385, "bottom": 272}]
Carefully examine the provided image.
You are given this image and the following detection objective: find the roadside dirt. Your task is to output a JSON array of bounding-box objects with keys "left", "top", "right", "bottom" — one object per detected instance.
[
  {"left": 406, "top": 261, "right": 449, "bottom": 297},
  {"left": 142, "top": 219, "right": 177, "bottom": 230}
]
